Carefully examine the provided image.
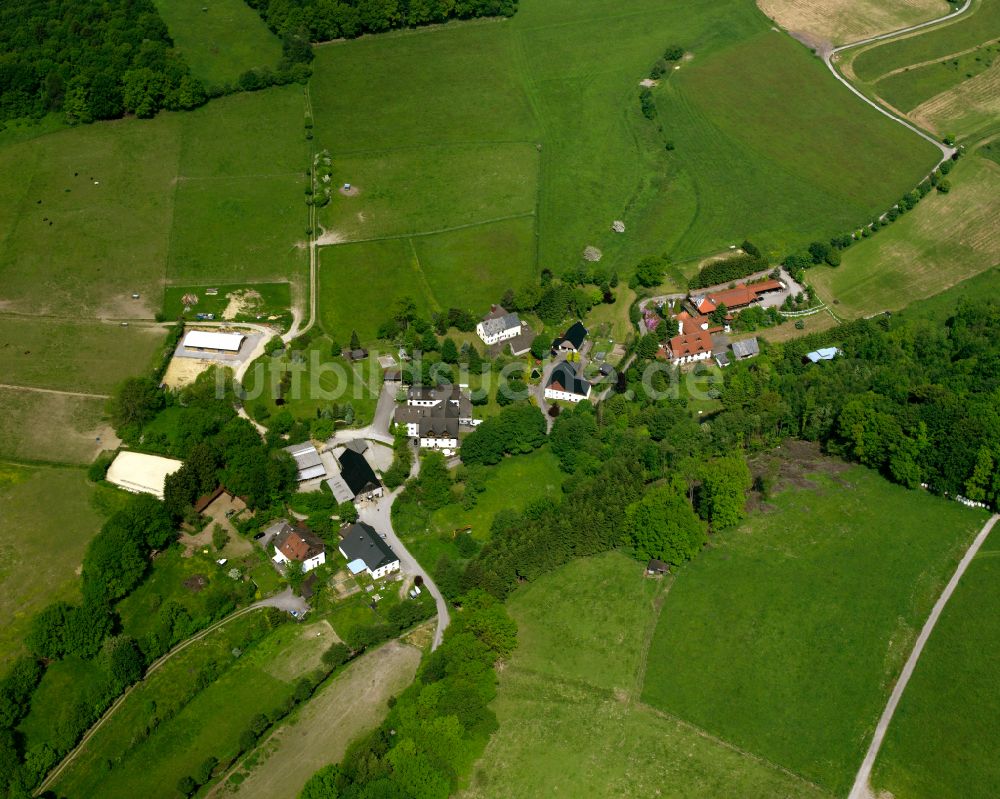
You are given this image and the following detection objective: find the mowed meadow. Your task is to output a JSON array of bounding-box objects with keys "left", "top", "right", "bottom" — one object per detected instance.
[{"left": 467, "top": 455, "right": 990, "bottom": 797}]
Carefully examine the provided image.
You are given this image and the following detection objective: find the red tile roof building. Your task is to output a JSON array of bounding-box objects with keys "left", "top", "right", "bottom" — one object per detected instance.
[
  {"left": 690, "top": 279, "right": 783, "bottom": 315},
  {"left": 668, "top": 329, "right": 713, "bottom": 365}
]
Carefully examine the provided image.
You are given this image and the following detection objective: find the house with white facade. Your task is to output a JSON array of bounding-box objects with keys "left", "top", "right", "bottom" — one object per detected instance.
[
  {"left": 339, "top": 522, "right": 400, "bottom": 579},
  {"left": 545, "top": 361, "right": 591, "bottom": 403},
  {"left": 393, "top": 385, "right": 477, "bottom": 449},
  {"left": 476, "top": 305, "right": 522, "bottom": 346},
  {"left": 668, "top": 329, "right": 713, "bottom": 366},
  {"left": 271, "top": 521, "right": 326, "bottom": 572}
]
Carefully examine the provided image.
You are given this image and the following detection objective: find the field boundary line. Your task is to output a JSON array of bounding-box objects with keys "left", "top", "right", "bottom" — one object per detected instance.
[
  {"left": 0, "top": 383, "right": 109, "bottom": 400},
  {"left": 315, "top": 212, "right": 535, "bottom": 249},
  {"left": 407, "top": 238, "right": 442, "bottom": 313},
  {"left": 35, "top": 605, "right": 266, "bottom": 795},
  {"left": 174, "top": 172, "right": 303, "bottom": 182},
  {"left": 872, "top": 38, "right": 1000, "bottom": 83},
  {"left": 639, "top": 702, "right": 834, "bottom": 796},
  {"left": 848, "top": 512, "right": 999, "bottom": 799},
  {"left": 327, "top": 139, "right": 539, "bottom": 158},
  {"left": 633, "top": 575, "right": 673, "bottom": 695}
]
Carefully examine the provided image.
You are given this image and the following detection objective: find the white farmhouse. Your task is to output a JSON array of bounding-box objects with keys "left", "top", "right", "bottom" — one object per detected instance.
[
  {"left": 339, "top": 522, "right": 400, "bottom": 579},
  {"left": 476, "top": 305, "right": 522, "bottom": 346},
  {"left": 271, "top": 521, "right": 327, "bottom": 572},
  {"left": 544, "top": 361, "right": 591, "bottom": 403}
]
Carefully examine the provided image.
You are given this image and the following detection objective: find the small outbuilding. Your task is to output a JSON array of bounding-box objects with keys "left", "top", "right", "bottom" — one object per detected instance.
[
  {"left": 646, "top": 559, "right": 669, "bottom": 576},
  {"left": 284, "top": 442, "right": 327, "bottom": 482}
]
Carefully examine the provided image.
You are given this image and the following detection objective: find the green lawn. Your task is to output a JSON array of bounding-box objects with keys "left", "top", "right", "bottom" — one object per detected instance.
[
  {"left": 48, "top": 610, "right": 304, "bottom": 799},
  {"left": 874, "top": 41, "right": 1000, "bottom": 111},
  {"left": 871, "top": 535, "right": 1000, "bottom": 799},
  {"left": 810, "top": 156, "right": 1000, "bottom": 318},
  {"left": 900, "top": 265, "right": 1000, "bottom": 322},
  {"left": 852, "top": 0, "right": 1000, "bottom": 82},
  {"left": 461, "top": 552, "right": 829, "bottom": 799},
  {"left": 317, "top": 143, "right": 538, "bottom": 242},
  {"left": 154, "top": 0, "right": 283, "bottom": 87},
  {"left": 0, "top": 388, "right": 109, "bottom": 465},
  {"left": 642, "top": 465, "right": 988, "bottom": 794},
  {"left": 18, "top": 656, "right": 112, "bottom": 753},
  {"left": 241, "top": 334, "right": 379, "bottom": 425},
  {"left": 0, "top": 317, "right": 166, "bottom": 393},
  {"left": 394, "top": 447, "right": 562, "bottom": 568},
  {"left": 0, "top": 465, "right": 105, "bottom": 666}
]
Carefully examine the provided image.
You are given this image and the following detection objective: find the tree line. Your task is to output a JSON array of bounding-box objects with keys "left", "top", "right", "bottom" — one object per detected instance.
[{"left": 245, "top": 0, "right": 518, "bottom": 44}]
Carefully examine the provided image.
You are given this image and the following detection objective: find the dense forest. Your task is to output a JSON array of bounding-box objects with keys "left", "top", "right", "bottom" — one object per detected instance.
[
  {"left": 244, "top": 0, "right": 518, "bottom": 42},
  {"left": 0, "top": 0, "right": 207, "bottom": 123}
]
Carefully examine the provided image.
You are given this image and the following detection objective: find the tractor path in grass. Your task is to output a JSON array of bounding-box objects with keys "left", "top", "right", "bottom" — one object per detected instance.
[
  {"left": 824, "top": 0, "right": 971, "bottom": 158},
  {"left": 848, "top": 512, "right": 1000, "bottom": 799},
  {"left": 0, "top": 383, "right": 109, "bottom": 400}
]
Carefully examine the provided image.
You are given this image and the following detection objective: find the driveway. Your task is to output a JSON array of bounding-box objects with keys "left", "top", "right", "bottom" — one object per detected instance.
[
  {"left": 357, "top": 454, "right": 451, "bottom": 650},
  {"left": 258, "top": 587, "right": 310, "bottom": 616}
]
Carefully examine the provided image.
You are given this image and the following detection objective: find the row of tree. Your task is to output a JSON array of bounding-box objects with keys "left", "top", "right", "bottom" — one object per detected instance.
[{"left": 246, "top": 0, "right": 518, "bottom": 43}]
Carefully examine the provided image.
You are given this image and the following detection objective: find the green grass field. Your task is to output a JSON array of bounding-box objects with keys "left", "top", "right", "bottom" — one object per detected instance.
[
  {"left": 900, "top": 265, "right": 1000, "bottom": 321},
  {"left": 306, "top": 0, "right": 938, "bottom": 340},
  {"left": 0, "top": 388, "right": 109, "bottom": 464},
  {"left": 395, "top": 447, "right": 562, "bottom": 568},
  {"left": 870, "top": 534, "right": 1000, "bottom": 799},
  {"left": 462, "top": 552, "right": 828, "bottom": 799},
  {"left": 852, "top": 0, "right": 1000, "bottom": 82},
  {"left": 50, "top": 614, "right": 328, "bottom": 799},
  {"left": 0, "top": 464, "right": 105, "bottom": 666},
  {"left": 874, "top": 41, "right": 1000, "bottom": 111},
  {"left": 810, "top": 156, "right": 1000, "bottom": 318},
  {"left": 241, "top": 334, "right": 379, "bottom": 424},
  {"left": 0, "top": 317, "right": 165, "bottom": 393},
  {"left": 154, "top": 0, "right": 283, "bottom": 87},
  {"left": 642, "top": 462, "right": 987, "bottom": 794}
]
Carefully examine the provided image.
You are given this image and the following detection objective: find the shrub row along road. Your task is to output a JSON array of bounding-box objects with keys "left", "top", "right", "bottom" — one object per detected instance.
[{"left": 848, "top": 512, "right": 999, "bottom": 799}]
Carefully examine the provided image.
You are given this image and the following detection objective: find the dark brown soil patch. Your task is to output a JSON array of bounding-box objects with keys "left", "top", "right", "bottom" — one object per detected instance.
[{"left": 184, "top": 574, "right": 208, "bottom": 592}]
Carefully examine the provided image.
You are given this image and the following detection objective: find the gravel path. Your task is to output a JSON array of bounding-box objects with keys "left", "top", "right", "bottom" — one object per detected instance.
[{"left": 847, "top": 512, "right": 999, "bottom": 799}]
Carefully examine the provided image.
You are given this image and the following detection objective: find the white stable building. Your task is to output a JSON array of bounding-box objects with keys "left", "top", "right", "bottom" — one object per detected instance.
[{"left": 182, "top": 330, "right": 245, "bottom": 354}]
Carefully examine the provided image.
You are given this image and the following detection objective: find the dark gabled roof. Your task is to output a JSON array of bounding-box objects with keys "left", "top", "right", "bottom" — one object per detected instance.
[
  {"left": 337, "top": 449, "right": 381, "bottom": 497},
  {"left": 560, "top": 321, "right": 588, "bottom": 349},
  {"left": 339, "top": 522, "right": 398, "bottom": 571},
  {"left": 547, "top": 361, "right": 590, "bottom": 397},
  {"left": 647, "top": 559, "right": 669, "bottom": 573},
  {"left": 731, "top": 337, "right": 760, "bottom": 359}
]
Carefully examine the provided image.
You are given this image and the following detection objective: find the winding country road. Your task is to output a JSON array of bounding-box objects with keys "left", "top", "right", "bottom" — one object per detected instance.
[
  {"left": 847, "top": 512, "right": 999, "bottom": 799},
  {"left": 821, "top": 0, "right": 972, "bottom": 162}
]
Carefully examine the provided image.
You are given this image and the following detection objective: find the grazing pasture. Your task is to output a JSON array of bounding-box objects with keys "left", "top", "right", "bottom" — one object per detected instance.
[
  {"left": 462, "top": 553, "right": 828, "bottom": 799},
  {"left": 810, "top": 156, "right": 1000, "bottom": 318},
  {"left": 0, "top": 317, "right": 165, "bottom": 393},
  {"left": 221, "top": 641, "right": 421, "bottom": 799},
  {"left": 0, "top": 464, "right": 104, "bottom": 665},
  {"left": 851, "top": 0, "right": 1000, "bottom": 83},
  {"left": 0, "top": 388, "right": 111, "bottom": 465},
  {"left": 642, "top": 461, "right": 987, "bottom": 794},
  {"left": 153, "top": 0, "right": 283, "bottom": 87},
  {"left": 870, "top": 536, "right": 1000, "bottom": 799},
  {"left": 0, "top": 115, "right": 182, "bottom": 319},
  {"left": 757, "top": 0, "right": 948, "bottom": 46}
]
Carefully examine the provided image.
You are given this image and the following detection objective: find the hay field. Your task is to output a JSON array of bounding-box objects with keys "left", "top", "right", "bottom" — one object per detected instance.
[
  {"left": 222, "top": 641, "right": 421, "bottom": 799},
  {"left": 154, "top": 0, "right": 283, "bottom": 87},
  {"left": 911, "top": 58, "right": 1000, "bottom": 139},
  {"left": 758, "top": 0, "right": 948, "bottom": 46},
  {"left": 0, "top": 464, "right": 105, "bottom": 666},
  {"left": 852, "top": 0, "right": 1000, "bottom": 82},
  {"left": 810, "top": 156, "right": 1000, "bottom": 318},
  {"left": 0, "top": 388, "right": 113, "bottom": 465}
]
